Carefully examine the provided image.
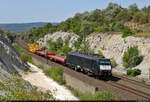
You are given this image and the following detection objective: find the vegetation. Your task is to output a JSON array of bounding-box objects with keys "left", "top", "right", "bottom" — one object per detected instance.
[
  {"left": 73, "top": 38, "right": 82, "bottom": 51},
  {"left": 60, "top": 45, "right": 72, "bottom": 56},
  {"left": 47, "top": 37, "right": 72, "bottom": 56},
  {"left": 110, "top": 57, "right": 117, "bottom": 68},
  {"left": 43, "top": 66, "right": 66, "bottom": 85},
  {"left": 122, "top": 27, "right": 133, "bottom": 38},
  {"left": 122, "top": 46, "right": 143, "bottom": 68},
  {"left": 66, "top": 85, "right": 115, "bottom": 100},
  {"left": 80, "top": 40, "right": 94, "bottom": 53},
  {"left": 0, "top": 75, "right": 54, "bottom": 101},
  {"left": 13, "top": 45, "right": 32, "bottom": 63},
  {"left": 126, "top": 69, "right": 141, "bottom": 77},
  {"left": 21, "top": 3, "right": 150, "bottom": 43},
  {"left": 98, "top": 50, "right": 104, "bottom": 56}
]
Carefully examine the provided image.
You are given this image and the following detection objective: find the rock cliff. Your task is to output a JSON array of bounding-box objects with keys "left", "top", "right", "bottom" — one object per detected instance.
[
  {"left": 0, "top": 34, "right": 27, "bottom": 80},
  {"left": 37, "top": 31, "right": 79, "bottom": 49},
  {"left": 87, "top": 33, "right": 150, "bottom": 78},
  {"left": 37, "top": 32, "right": 150, "bottom": 78}
]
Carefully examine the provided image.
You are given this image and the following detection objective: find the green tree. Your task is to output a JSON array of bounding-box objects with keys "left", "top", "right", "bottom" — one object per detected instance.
[
  {"left": 133, "top": 12, "right": 147, "bottom": 24},
  {"left": 114, "top": 9, "right": 131, "bottom": 22},
  {"left": 61, "top": 45, "right": 72, "bottom": 55},
  {"left": 122, "top": 27, "right": 133, "bottom": 38},
  {"left": 122, "top": 46, "right": 143, "bottom": 68},
  {"left": 80, "top": 40, "right": 93, "bottom": 53},
  {"left": 55, "top": 37, "right": 63, "bottom": 50},
  {"left": 73, "top": 38, "right": 82, "bottom": 51},
  {"left": 128, "top": 3, "right": 139, "bottom": 15}
]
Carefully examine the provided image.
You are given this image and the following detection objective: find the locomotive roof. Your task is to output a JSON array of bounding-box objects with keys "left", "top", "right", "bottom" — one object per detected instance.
[{"left": 68, "top": 52, "right": 110, "bottom": 61}]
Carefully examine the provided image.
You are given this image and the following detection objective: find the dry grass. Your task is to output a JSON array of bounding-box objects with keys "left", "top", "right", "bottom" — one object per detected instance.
[{"left": 133, "top": 32, "right": 150, "bottom": 38}]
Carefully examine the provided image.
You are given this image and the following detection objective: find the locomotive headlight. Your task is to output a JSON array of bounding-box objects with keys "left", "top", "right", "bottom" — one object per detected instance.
[{"left": 100, "top": 65, "right": 111, "bottom": 70}]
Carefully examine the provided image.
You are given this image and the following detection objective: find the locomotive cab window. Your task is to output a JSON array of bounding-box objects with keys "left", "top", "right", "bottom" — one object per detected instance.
[{"left": 99, "top": 59, "right": 111, "bottom": 70}]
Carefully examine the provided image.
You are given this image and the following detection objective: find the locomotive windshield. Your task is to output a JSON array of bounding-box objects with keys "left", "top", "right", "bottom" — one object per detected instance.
[
  {"left": 99, "top": 60, "right": 111, "bottom": 65},
  {"left": 99, "top": 59, "right": 111, "bottom": 70}
]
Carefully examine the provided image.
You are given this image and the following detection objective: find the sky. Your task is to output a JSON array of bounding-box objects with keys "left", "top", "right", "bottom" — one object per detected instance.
[{"left": 0, "top": 0, "right": 150, "bottom": 24}]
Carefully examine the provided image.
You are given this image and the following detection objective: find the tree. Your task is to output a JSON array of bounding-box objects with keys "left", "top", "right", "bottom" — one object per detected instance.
[
  {"left": 128, "top": 3, "right": 139, "bottom": 15},
  {"left": 122, "top": 46, "right": 143, "bottom": 68},
  {"left": 55, "top": 37, "right": 63, "bottom": 50},
  {"left": 80, "top": 40, "right": 93, "bottom": 53},
  {"left": 114, "top": 9, "right": 131, "bottom": 22},
  {"left": 61, "top": 45, "right": 72, "bottom": 55},
  {"left": 44, "top": 22, "right": 52, "bottom": 29},
  {"left": 133, "top": 12, "right": 147, "bottom": 24},
  {"left": 73, "top": 38, "right": 82, "bottom": 51},
  {"left": 122, "top": 27, "right": 133, "bottom": 38}
]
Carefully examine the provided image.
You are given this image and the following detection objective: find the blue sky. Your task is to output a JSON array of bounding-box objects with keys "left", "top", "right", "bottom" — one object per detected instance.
[{"left": 0, "top": 0, "right": 150, "bottom": 23}]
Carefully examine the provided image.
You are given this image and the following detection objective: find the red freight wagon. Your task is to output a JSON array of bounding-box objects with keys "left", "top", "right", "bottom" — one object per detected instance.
[
  {"left": 35, "top": 50, "right": 46, "bottom": 56},
  {"left": 47, "top": 54, "right": 66, "bottom": 64}
]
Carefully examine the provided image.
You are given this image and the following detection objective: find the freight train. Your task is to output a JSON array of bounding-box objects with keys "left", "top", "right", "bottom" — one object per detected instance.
[{"left": 33, "top": 49, "right": 112, "bottom": 78}]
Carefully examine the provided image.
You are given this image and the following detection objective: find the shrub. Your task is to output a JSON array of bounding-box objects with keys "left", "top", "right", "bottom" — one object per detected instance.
[
  {"left": 20, "top": 53, "right": 29, "bottom": 63},
  {"left": 122, "top": 46, "right": 143, "bottom": 68},
  {"left": 122, "top": 27, "right": 133, "bottom": 38},
  {"left": 61, "top": 45, "right": 72, "bottom": 56},
  {"left": 13, "top": 45, "right": 24, "bottom": 54},
  {"left": 68, "top": 85, "right": 115, "bottom": 101},
  {"left": 73, "top": 38, "right": 82, "bottom": 51},
  {"left": 43, "top": 66, "right": 66, "bottom": 85},
  {"left": 110, "top": 57, "right": 117, "bottom": 68},
  {"left": 0, "top": 76, "right": 54, "bottom": 100},
  {"left": 126, "top": 69, "right": 141, "bottom": 77},
  {"left": 80, "top": 91, "right": 115, "bottom": 100},
  {"left": 98, "top": 50, "right": 104, "bottom": 56}
]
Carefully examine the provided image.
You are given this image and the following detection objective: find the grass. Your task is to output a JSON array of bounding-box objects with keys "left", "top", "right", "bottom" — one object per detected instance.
[
  {"left": 43, "top": 66, "right": 66, "bottom": 85},
  {"left": 0, "top": 75, "right": 54, "bottom": 101},
  {"left": 13, "top": 45, "right": 32, "bottom": 63},
  {"left": 66, "top": 85, "right": 115, "bottom": 100},
  {"left": 36, "top": 64, "right": 116, "bottom": 101},
  {"left": 133, "top": 32, "right": 150, "bottom": 38}
]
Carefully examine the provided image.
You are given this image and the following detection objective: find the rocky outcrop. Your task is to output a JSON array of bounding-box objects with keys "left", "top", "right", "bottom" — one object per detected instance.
[
  {"left": 37, "top": 31, "right": 150, "bottom": 78},
  {"left": 0, "top": 34, "right": 27, "bottom": 80},
  {"left": 87, "top": 33, "right": 150, "bottom": 78},
  {"left": 37, "top": 31, "right": 79, "bottom": 49}
]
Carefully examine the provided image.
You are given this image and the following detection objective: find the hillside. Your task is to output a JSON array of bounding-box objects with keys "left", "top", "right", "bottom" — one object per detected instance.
[
  {"left": 37, "top": 31, "right": 150, "bottom": 79},
  {"left": 21, "top": 3, "right": 150, "bottom": 44},
  {"left": 0, "top": 33, "right": 55, "bottom": 100},
  {"left": 0, "top": 22, "right": 57, "bottom": 32},
  {"left": 21, "top": 3, "right": 150, "bottom": 79},
  {"left": 0, "top": 34, "right": 27, "bottom": 79}
]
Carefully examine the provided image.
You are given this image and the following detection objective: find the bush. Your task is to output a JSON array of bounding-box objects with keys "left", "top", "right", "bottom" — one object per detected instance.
[
  {"left": 126, "top": 69, "right": 141, "bottom": 77},
  {"left": 43, "top": 66, "right": 66, "bottom": 85},
  {"left": 110, "top": 57, "right": 117, "bottom": 68},
  {"left": 0, "top": 76, "right": 54, "bottom": 100},
  {"left": 122, "top": 27, "right": 133, "bottom": 38},
  {"left": 122, "top": 46, "right": 143, "bottom": 68},
  {"left": 20, "top": 53, "right": 29, "bottom": 63},
  {"left": 61, "top": 45, "right": 72, "bottom": 56},
  {"left": 13, "top": 45, "right": 24, "bottom": 54},
  {"left": 80, "top": 91, "right": 115, "bottom": 100},
  {"left": 98, "top": 50, "right": 104, "bottom": 56}
]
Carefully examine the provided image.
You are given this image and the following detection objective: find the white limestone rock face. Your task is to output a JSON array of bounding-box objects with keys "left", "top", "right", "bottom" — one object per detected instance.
[
  {"left": 37, "top": 31, "right": 79, "bottom": 49},
  {"left": 0, "top": 35, "right": 27, "bottom": 80},
  {"left": 87, "top": 33, "right": 150, "bottom": 78}
]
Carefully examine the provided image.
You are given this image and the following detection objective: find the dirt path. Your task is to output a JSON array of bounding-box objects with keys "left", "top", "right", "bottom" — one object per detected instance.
[{"left": 21, "top": 63, "right": 78, "bottom": 101}]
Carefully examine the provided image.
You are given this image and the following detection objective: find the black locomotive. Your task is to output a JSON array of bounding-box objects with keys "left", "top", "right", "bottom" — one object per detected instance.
[{"left": 66, "top": 52, "right": 112, "bottom": 77}]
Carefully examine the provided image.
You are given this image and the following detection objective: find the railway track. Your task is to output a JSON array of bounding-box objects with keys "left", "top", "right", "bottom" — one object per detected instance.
[
  {"left": 115, "top": 75, "right": 150, "bottom": 89},
  {"left": 14, "top": 38, "right": 150, "bottom": 100}
]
